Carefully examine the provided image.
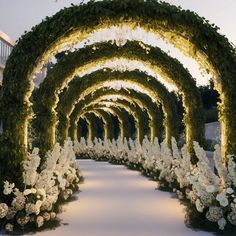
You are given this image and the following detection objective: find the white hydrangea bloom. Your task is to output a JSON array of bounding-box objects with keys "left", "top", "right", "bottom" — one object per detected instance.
[
  {"left": 217, "top": 218, "right": 227, "bottom": 230},
  {"left": 12, "top": 190, "right": 26, "bottom": 211},
  {"left": 206, "top": 185, "right": 216, "bottom": 193},
  {"left": 0, "top": 203, "right": 8, "bottom": 219},
  {"left": 206, "top": 206, "right": 223, "bottom": 222},
  {"left": 23, "top": 148, "right": 40, "bottom": 186},
  {"left": 5, "top": 223, "right": 14, "bottom": 232},
  {"left": 195, "top": 199, "right": 204, "bottom": 213},
  {"left": 216, "top": 193, "right": 229, "bottom": 207},
  {"left": 228, "top": 211, "right": 236, "bottom": 225},
  {"left": 3, "top": 181, "right": 15, "bottom": 195},
  {"left": 36, "top": 216, "right": 44, "bottom": 228},
  {"left": 16, "top": 215, "right": 30, "bottom": 226},
  {"left": 226, "top": 188, "right": 234, "bottom": 195}
]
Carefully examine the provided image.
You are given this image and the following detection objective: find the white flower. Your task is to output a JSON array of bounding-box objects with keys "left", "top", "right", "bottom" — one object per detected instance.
[
  {"left": 42, "top": 212, "right": 51, "bottom": 221},
  {"left": 17, "top": 215, "right": 30, "bottom": 226},
  {"left": 36, "top": 216, "right": 44, "bottom": 228},
  {"left": 3, "top": 181, "right": 15, "bottom": 195},
  {"left": 216, "top": 193, "right": 229, "bottom": 207},
  {"left": 31, "top": 188, "right": 37, "bottom": 194},
  {"left": 23, "top": 148, "right": 40, "bottom": 186},
  {"left": 5, "top": 223, "right": 13, "bottom": 232},
  {"left": 24, "top": 189, "right": 32, "bottom": 196},
  {"left": 37, "top": 189, "right": 46, "bottom": 198},
  {"left": 195, "top": 199, "right": 204, "bottom": 213},
  {"left": 217, "top": 218, "right": 226, "bottom": 230},
  {"left": 219, "top": 198, "right": 229, "bottom": 207},
  {"left": 50, "top": 212, "right": 56, "bottom": 219},
  {"left": 0, "top": 203, "right": 8, "bottom": 219},
  {"left": 6, "top": 207, "right": 17, "bottom": 220},
  {"left": 25, "top": 202, "right": 41, "bottom": 215},
  {"left": 40, "top": 199, "right": 53, "bottom": 211},
  {"left": 12, "top": 195, "right": 25, "bottom": 211},
  {"left": 226, "top": 188, "right": 234, "bottom": 194},
  {"left": 216, "top": 193, "right": 226, "bottom": 201},
  {"left": 206, "top": 185, "right": 216, "bottom": 193},
  {"left": 228, "top": 212, "right": 236, "bottom": 225},
  {"left": 206, "top": 206, "right": 223, "bottom": 222}
]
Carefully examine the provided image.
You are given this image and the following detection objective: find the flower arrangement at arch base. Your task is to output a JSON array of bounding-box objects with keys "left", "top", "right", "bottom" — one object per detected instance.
[
  {"left": 0, "top": 139, "right": 81, "bottom": 234},
  {"left": 75, "top": 136, "right": 236, "bottom": 232}
]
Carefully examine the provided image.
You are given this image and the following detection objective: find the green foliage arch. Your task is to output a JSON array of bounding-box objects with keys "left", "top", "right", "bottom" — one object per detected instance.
[
  {"left": 56, "top": 70, "right": 178, "bottom": 147},
  {"left": 2, "top": 0, "right": 236, "bottom": 181}
]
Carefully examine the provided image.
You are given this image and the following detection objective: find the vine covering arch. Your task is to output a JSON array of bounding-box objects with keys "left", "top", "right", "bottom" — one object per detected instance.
[{"left": 55, "top": 70, "right": 179, "bottom": 148}]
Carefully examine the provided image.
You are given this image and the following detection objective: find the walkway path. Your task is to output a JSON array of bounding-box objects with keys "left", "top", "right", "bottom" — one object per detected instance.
[{"left": 36, "top": 160, "right": 214, "bottom": 236}]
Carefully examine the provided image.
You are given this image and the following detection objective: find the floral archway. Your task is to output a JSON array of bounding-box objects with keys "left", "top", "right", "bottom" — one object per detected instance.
[{"left": 1, "top": 0, "right": 236, "bottom": 233}]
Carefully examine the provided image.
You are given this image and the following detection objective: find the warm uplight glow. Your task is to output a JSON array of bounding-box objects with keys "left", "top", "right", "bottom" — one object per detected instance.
[
  {"left": 93, "top": 94, "right": 145, "bottom": 111},
  {"left": 74, "top": 57, "right": 177, "bottom": 91},
  {"left": 100, "top": 81, "right": 155, "bottom": 98},
  {"left": 33, "top": 25, "right": 215, "bottom": 92},
  {"left": 74, "top": 80, "right": 159, "bottom": 120},
  {"left": 74, "top": 26, "right": 212, "bottom": 87}
]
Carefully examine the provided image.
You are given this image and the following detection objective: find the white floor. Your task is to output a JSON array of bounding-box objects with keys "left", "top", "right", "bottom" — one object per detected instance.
[
  {"left": 205, "top": 121, "right": 220, "bottom": 141},
  {"left": 35, "top": 160, "right": 213, "bottom": 236}
]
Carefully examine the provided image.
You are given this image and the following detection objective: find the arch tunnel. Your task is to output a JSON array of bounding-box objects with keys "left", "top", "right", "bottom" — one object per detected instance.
[
  {"left": 1, "top": 0, "right": 236, "bottom": 179},
  {"left": 1, "top": 0, "right": 236, "bottom": 233}
]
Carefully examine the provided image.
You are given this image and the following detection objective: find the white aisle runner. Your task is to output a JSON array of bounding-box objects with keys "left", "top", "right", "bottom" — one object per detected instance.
[{"left": 36, "top": 160, "right": 213, "bottom": 236}]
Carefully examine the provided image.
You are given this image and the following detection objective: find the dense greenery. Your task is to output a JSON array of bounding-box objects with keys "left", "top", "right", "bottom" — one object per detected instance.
[
  {"left": 88, "top": 109, "right": 115, "bottom": 140},
  {"left": 77, "top": 118, "right": 89, "bottom": 140},
  {"left": 199, "top": 82, "right": 220, "bottom": 123},
  {"left": 82, "top": 112, "right": 103, "bottom": 140}
]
